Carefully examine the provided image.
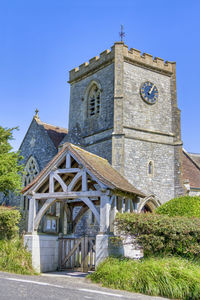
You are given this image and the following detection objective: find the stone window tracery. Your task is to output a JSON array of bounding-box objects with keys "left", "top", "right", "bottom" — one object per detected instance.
[
  {"left": 23, "top": 156, "right": 40, "bottom": 211},
  {"left": 88, "top": 84, "right": 101, "bottom": 117},
  {"left": 23, "top": 156, "right": 40, "bottom": 187}
]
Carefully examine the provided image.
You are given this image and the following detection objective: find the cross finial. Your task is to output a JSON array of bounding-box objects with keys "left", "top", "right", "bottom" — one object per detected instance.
[
  {"left": 34, "top": 108, "right": 39, "bottom": 119},
  {"left": 119, "top": 25, "right": 125, "bottom": 42}
]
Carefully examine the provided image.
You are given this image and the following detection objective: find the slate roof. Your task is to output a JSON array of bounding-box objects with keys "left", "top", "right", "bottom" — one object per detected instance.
[
  {"left": 182, "top": 150, "right": 200, "bottom": 188},
  {"left": 36, "top": 118, "right": 68, "bottom": 149},
  {"left": 22, "top": 143, "right": 146, "bottom": 197}
]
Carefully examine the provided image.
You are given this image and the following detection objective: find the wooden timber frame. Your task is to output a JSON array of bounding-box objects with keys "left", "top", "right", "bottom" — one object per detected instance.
[{"left": 22, "top": 143, "right": 145, "bottom": 271}]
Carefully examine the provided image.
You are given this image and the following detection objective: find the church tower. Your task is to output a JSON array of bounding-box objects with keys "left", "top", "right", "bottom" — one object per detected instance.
[{"left": 67, "top": 42, "right": 184, "bottom": 204}]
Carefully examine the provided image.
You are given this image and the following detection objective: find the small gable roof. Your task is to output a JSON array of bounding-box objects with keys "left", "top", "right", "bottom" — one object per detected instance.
[
  {"left": 22, "top": 143, "right": 146, "bottom": 198},
  {"left": 182, "top": 150, "right": 200, "bottom": 188},
  {"left": 35, "top": 118, "right": 68, "bottom": 149}
]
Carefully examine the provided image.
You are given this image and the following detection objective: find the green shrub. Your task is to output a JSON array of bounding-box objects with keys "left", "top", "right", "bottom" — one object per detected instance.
[
  {"left": 0, "top": 238, "right": 35, "bottom": 275},
  {"left": 0, "top": 206, "right": 20, "bottom": 239},
  {"left": 155, "top": 196, "right": 200, "bottom": 218},
  {"left": 89, "top": 257, "right": 200, "bottom": 299},
  {"left": 115, "top": 213, "right": 200, "bottom": 258}
]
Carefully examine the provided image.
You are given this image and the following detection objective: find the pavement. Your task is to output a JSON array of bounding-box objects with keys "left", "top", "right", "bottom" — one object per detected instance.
[{"left": 0, "top": 270, "right": 169, "bottom": 300}]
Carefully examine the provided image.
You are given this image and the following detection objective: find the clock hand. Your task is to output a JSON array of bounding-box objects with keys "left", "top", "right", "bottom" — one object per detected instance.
[{"left": 148, "top": 84, "right": 155, "bottom": 95}]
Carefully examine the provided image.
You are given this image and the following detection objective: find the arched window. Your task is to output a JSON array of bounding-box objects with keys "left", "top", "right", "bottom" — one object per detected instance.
[
  {"left": 22, "top": 156, "right": 40, "bottom": 211},
  {"left": 23, "top": 156, "right": 40, "bottom": 187},
  {"left": 88, "top": 84, "right": 101, "bottom": 117}
]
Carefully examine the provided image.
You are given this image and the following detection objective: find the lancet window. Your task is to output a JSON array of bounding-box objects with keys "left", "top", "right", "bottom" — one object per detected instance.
[{"left": 148, "top": 161, "right": 153, "bottom": 176}]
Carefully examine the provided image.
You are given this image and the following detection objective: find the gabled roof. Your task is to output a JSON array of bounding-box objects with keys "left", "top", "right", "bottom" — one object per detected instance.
[
  {"left": 188, "top": 153, "right": 200, "bottom": 169},
  {"left": 35, "top": 118, "right": 68, "bottom": 149},
  {"left": 182, "top": 150, "right": 200, "bottom": 188},
  {"left": 22, "top": 143, "right": 146, "bottom": 197}
]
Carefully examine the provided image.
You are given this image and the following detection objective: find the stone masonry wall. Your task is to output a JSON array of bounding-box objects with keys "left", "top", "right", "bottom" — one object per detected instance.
[
  {"left": 124, "top": 138, "right": 175, "bottom": 204},
  {"left": 68, "top": 63, "right": 114, "bottom": 161},
  {"left": 123, "top": 62, "right": 173, "bottom": 134},
  {"left": 20, "top": 119, "right": 57, "bottom": 171},
  {"left": 122, "top": 61, "right": 181, "bottom": 203},
  {"left": 9, "top": 119, "right": 58, "bottom": 209},
  {"left": 85, "top": 138, "right": 112, "bottom": 163}
]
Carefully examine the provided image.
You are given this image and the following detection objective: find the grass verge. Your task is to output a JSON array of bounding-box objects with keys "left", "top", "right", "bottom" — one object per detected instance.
[
  {"left": 0, "top": 238, "right": 36, "bottom": 275},
  {"left": 89, "top": 256, "right": 200, "bottom": 300}
]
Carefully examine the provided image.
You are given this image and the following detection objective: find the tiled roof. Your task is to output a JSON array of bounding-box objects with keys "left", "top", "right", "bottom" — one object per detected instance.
[
  {"left": 182, "top": 150, "right": 200, "bottom": 188},
  {"left": 188, "top": 153, "right": 200, "bottom": 169},
  {"left": 36, "top": 118, "right": 68, "bottom": 149},
  {"left": 22, "top": 143, "right": 146, "bottom": 197},
  {"left": 69, "top": 144, "right": 145, "bottom": 197}
]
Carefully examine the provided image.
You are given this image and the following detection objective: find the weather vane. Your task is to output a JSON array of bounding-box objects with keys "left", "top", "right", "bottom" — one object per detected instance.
[{"left": 119, "top": 25, "right": 125, "bottom": 42}]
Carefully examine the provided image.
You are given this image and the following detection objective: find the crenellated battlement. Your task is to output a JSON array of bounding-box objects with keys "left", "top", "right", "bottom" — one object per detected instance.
[
  {"left": 123, "top": 44, "right": 175, "bottom": 73},
  {"left": 69, "top": 43, "right": 175, "bottom": 83},
  {"left": 69, "top": 49, "right": 114, "bottom": 83}
]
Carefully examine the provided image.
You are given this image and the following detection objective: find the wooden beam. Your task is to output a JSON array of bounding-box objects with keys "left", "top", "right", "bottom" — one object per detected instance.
[
  {"left": 55, "top": 168, "right": 80, "bottom": 174},
  {"left": 53, "top": 173, "right": 67, "bottom": 192},
  {"left": 33, "top": 191, "right": 103, "bottom": 199},
  {"left": 68, "top": 171, "right": 82, "bottom": 192},
  {"left": 72, "top": 205, "right": 88, "bottom": 231},
  {"left": 82, "top": 171, "right": 87, "bottom": 192},
  {"left": 49, "top": 173, "right": 54, "bottom": 193},
  {"left": 34, "top": 198, "right": 56, "bottom": 231},
  {"left": 67, "top": 199, "right": 100, "bottom": 207},
  {"left": 80, "top": 197, "right": 100, "bottom": 225},
  {"left": 66, "top": 153, "right": 71, "bottom": 168}
]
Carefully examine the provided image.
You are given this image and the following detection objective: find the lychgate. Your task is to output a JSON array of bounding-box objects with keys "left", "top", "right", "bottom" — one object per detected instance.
[{"left": 22, "top": 143, "right": 145, "bottom": 273}]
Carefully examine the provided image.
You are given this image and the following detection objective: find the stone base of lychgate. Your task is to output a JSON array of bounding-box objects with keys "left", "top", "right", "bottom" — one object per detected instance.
[
  {"left": 95, "top": 234, "right": 143, "bottom": 267},
  {"left": 24, "top": 234, "right": 59, "bottom": 273}
]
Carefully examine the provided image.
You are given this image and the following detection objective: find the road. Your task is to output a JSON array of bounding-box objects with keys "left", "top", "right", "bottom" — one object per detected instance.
[{"left": 0, "top": 271, "right": 168, "bottom": 300}]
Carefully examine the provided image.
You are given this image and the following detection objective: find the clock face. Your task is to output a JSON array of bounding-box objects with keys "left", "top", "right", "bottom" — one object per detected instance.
[{"left": 140, "top": 81, "right": 158, "bottom": 104}]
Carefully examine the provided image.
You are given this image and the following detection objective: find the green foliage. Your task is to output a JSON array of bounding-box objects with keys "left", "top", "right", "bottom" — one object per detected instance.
[
  {"left": 155, "top": 196, "right": 200, "bottom": 218},
  {"left": 89, "top": 257, "right": 200, "bottom": 300},
  {"left": 115, "top": 213, "right": 200, "bottom": 258},
  {"left": 0, "top": 206, "right": 21, "bottom": 239},
  {"left": 0, "top": 126, "right": 23, "bottom": 196},
  {"left": 0, "top": 238, "right": 35, "bottom": 275}
]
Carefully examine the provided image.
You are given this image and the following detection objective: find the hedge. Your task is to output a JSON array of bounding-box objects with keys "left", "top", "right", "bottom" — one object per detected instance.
[
  {"left": 0, "top": 206, "right": 20, "bottom": 239},
  {"left": 115, "top": 212, "right": 200, "bottom": 258},
  {"left": 155, "top": 196, "right": 200, "bottom": 218},
  {"left": 0, "top": 238, "right": 35, "bottom": 275}
]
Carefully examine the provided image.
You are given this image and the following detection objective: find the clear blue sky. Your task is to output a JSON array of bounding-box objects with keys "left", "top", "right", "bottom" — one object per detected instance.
[{"left": 0, "top": 0, "right": 200, "bottom": 153}]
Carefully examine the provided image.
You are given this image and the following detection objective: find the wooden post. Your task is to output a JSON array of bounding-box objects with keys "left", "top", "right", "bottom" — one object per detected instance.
[
  {"left": 82, "top": 171, "right": 87, "bottom": 192},
  {"left": 67, "top": 239, "right": 71, "bottom": 269},
  {"left": 28, "top": 197, "right": 36, "bottom": 233},
  {"left": 66, "top": 152, "right": 71, "bottom": 168},
  {"left": 81, "top": 236, "right": 85, "bottom": 271},
  {"left": 72, "top": 239, "right": 76, "bottom": 268},
  {"left": 110, "top": 196, "right": 117, "bottom": 233},
  {"left": 58, "top": 239, "right": 63, "bottom": 270},
  {"left": 122, "top": 198, "right": 125, "bottom": 213},
  {"left": 63, "top": 210, "right": 67, "bottom": 235},
  {"left": 83, "top": 236, "right": 88, "bottom": 272},
  {"left": 125, "top": 199, "right": 131, "bottom": 213},
  {"left": 100, "top": 195, "right": 111, "bottom": 233},
  {"left": 49, "top": 172, "right": 54, "bottom": 193}
]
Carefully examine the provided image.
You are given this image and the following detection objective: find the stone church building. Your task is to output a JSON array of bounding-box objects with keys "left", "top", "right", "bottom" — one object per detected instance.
[{"left": 11, "top": 42, "right": 200, "bottom": 272}]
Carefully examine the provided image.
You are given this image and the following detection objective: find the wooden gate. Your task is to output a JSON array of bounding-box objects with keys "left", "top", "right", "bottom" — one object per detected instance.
[{"left": 58, "top": 236, "right": 96, "bottom": 272}]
